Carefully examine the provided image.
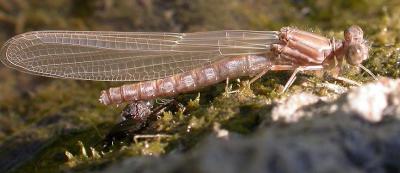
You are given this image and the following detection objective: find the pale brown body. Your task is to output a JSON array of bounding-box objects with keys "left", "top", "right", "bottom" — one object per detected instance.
[
  {"left": 99, "top": 27, "right": 347, "bottom": 105},
  {"left": 100, "top": 55, "right": 272, "bottom": 105},
  {"left": 0, "top": 26, "right": 372, "bottom": 106}
]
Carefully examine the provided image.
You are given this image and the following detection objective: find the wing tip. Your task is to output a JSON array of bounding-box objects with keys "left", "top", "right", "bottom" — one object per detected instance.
[
  {"left": 0, "top": 32, "right": 42, "bottom": 74},
  {"left": 0, "top": 31, "right": 44, "bottom": 68},
  {"left": 0, "top": 35, "right": 18, "bottom": 68}
]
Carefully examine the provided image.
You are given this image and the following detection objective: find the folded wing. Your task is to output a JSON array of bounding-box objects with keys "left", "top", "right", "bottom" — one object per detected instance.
[{"left": 0, "top": 30, "right": 278, "bottom": 81}]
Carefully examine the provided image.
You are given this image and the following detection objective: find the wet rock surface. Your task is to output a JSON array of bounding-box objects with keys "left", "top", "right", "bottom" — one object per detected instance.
[{"left": 271, "top": 78, "right": 400, "bottom": 123}]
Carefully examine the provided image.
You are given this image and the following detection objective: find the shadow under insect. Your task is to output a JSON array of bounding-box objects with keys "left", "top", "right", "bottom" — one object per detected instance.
[{"left": 100, "top": 100, "right": 182, "bottom": 151}]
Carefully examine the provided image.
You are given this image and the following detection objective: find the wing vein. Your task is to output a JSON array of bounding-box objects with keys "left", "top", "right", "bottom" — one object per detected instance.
[{"left": 0, "top": 30, "right": 278, "bottom": 81}]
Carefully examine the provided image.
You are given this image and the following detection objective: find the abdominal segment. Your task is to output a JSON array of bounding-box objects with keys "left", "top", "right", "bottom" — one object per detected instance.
[{"left": 99, "top": 55, "right": 272, "bottom": 105}]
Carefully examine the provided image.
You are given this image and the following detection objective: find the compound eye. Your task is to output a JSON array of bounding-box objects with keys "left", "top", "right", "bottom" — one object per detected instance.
[{"left": 346, "top": 44, "right": 368, "bottom": 66}]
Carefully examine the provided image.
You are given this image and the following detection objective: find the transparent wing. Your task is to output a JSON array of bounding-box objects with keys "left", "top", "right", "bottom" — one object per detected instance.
[{"left": 0, "top": 30, "right": 279, "bottom": 81}]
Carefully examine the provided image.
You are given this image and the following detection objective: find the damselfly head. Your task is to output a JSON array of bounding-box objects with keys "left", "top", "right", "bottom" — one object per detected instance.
[
  {"left": 343, "top": 25, "right": 377, "bottom": 80},
  {"left": 344, "top": 25, "right": 368, "bottom": 66}
]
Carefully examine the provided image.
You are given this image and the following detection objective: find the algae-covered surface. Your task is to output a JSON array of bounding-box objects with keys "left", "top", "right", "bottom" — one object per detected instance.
[{"left": 0, "top": 0, "right": 400, "bottom": 172}]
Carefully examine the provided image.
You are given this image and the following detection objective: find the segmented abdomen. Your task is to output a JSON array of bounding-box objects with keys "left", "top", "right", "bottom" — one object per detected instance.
[{"left": 99, "top": 55, "right": 272, "bottom": 105}]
